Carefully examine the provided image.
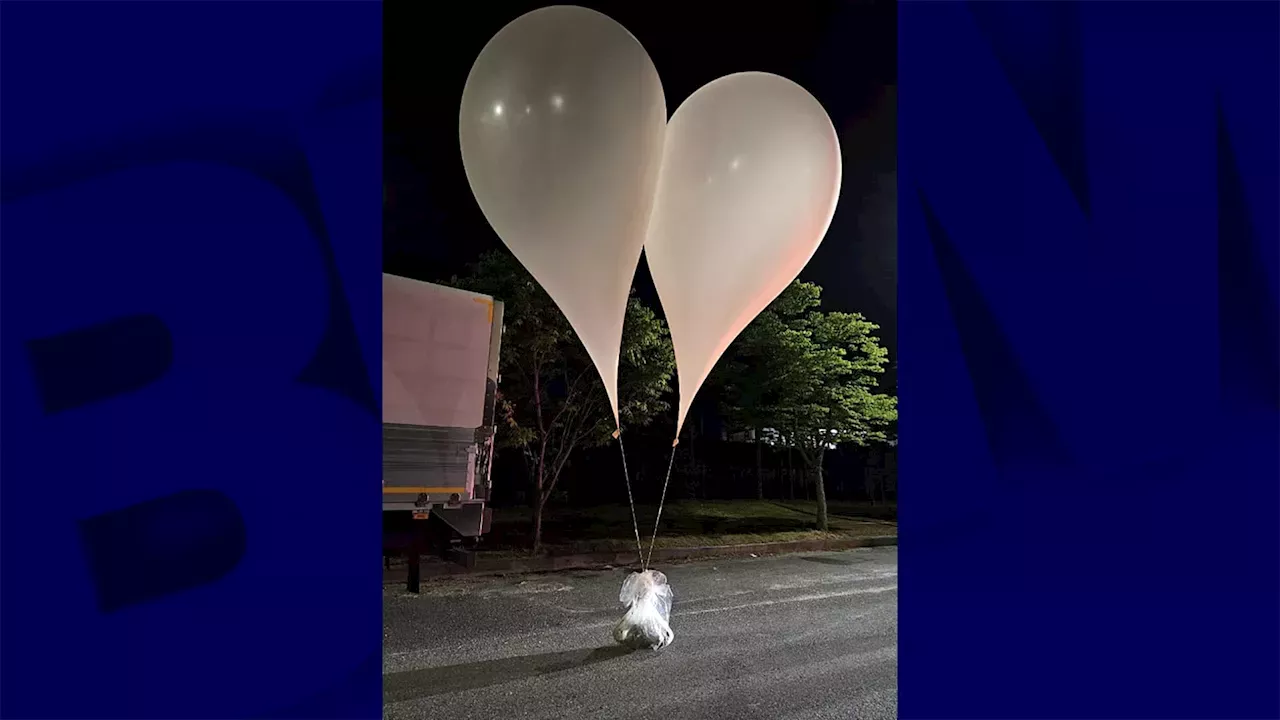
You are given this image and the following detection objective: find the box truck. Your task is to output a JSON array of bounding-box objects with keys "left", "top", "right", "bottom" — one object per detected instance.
[{"left": 383, "top": 274, "right": 503, "bottom": 577}]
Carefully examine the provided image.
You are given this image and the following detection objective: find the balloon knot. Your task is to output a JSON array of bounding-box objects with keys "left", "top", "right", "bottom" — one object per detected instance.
[
  {"left": 612, "top": 428, "right": 621, "bottom": 439},
  {"left": 672, "top": 438, "right": 680, "bottom": 448}
]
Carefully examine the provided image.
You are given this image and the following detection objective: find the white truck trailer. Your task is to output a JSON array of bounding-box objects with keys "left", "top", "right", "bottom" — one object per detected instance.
[{"left": 383, "top": 274, "right": 503, "bottom": 580}]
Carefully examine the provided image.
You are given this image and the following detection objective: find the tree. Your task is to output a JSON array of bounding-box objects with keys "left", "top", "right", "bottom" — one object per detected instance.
[
  {"left": 451, "top": 250, "right": 675, "bottom": 554},
  {"left": 719, "top": 281, "right": 896, "bottom": 529},
  {"left": 712, "top": 282, "right": 822, "bottom": 499}
]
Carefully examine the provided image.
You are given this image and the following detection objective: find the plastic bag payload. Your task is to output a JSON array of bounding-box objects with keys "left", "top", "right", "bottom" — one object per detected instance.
[{"left": 612, "top": 570, "right": 675, "bottom": 650}]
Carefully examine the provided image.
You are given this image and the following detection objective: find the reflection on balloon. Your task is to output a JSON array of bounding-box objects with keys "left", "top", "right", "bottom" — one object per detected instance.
[
  {"left": 460, "top": 6, "right": 667, "bottom": 424},
  {"left": 644, "top": 72, "right": 842, "bottom": 437}
]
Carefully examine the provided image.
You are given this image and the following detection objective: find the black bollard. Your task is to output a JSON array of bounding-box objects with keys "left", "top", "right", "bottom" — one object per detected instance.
[{"left": 406, "top": 548, "right": 421, "bottom": 593}]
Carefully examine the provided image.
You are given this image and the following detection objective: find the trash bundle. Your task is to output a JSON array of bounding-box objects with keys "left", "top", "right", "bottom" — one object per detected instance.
[{"left": 612, "top": 569, "right": 675, "bottom": 650}]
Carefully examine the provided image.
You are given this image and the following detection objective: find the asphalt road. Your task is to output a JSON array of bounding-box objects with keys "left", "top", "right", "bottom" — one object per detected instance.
[{"left": 384, "top": 547, "right": 898, "bottom": 720}]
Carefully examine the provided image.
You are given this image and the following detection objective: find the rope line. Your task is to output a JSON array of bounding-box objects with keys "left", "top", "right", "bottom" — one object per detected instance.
[
  {"left": 615, "top": 431, "right": 644, "bottom": 565},
  {"left": 643, "top": 443, "right": 678, "bottom": 571}
]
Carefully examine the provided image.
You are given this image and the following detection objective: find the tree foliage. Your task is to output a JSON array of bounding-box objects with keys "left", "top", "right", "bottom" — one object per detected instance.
[
  {"left": 714, "top": 283, "right": 818, "bottom": 432},
  {"left": 451, "top": 250, "right": 675, "bottom": 552},
  {"left": 715, "top": 280, "right": 897, "bottom": 527}
]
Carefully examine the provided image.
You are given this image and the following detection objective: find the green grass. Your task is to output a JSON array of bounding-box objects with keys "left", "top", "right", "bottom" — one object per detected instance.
[
  {"left": 773, "top": 500, "right": 898, "bottom": 523},
  {"left": 484, "top": 499, "right": 896, "bottom": 555}
]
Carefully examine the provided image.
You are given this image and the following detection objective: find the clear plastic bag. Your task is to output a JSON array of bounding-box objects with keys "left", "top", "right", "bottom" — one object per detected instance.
[{"left": 612, "top": 569, "right": 675, "bottom": 650}]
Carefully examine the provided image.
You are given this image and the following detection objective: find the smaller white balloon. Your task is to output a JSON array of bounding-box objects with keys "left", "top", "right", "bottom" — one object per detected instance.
[{"left": 644, "top": 72, "right": 842, "bottom": 437}]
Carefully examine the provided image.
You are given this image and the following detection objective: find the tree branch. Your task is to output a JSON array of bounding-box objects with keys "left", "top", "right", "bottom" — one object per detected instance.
[
  {"left": 546, "top": 387, "right": 596, "bottom": 487},
  {"left": 548, "top": 363, "right": 596, "bottom": 432},
  {"left": 532, "top": 349, "right": 547, "bottom": 437}
]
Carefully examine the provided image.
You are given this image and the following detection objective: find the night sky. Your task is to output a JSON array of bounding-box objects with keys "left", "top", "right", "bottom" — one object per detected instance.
[{"left": 384, "top": 1, "right": 898, "bottom": 382}]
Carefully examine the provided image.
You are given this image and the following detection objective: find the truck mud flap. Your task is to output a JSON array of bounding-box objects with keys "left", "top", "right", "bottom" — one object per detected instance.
[{"left": 431, "top": 503, "right": 486, "bottom": 538}]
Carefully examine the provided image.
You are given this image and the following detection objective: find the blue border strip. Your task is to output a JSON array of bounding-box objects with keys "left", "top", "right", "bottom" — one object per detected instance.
[
  {"left": 1, "top": 3, "right": 383, "bottom": 718},
  {"left": 899, "top": 3, "right": 1279, "bottom": 718}
]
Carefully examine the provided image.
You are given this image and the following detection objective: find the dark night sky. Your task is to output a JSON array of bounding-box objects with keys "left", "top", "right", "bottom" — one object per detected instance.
[{"left": 384, "top": 1, "right": 898, "bottom": 379}]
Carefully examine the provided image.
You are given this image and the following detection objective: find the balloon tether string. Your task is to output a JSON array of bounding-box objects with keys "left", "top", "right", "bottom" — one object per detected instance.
[
  {"left": 643, "top": 438, "right": 679, "bottom": 571},
  {"left": 613, "top": 428, "right": 644, "bottom": 566}
]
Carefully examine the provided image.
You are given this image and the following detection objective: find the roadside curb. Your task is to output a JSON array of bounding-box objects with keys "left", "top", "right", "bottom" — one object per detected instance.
[{"left": 384, "top": 534, "right": 898, "bottom": 582}]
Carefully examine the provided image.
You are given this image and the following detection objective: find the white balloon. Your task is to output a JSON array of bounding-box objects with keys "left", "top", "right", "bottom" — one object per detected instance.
[
  {"left": 460, "top": 6, "right": 666, "bottom": 425},
  {"left": 644, "top": 72, "right": 842, "bottom": 437}
]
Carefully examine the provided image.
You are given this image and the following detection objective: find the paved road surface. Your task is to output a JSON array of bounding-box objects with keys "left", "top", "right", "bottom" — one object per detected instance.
[{"left": 384, "top": 547, "right": 897, "bottom": 720}]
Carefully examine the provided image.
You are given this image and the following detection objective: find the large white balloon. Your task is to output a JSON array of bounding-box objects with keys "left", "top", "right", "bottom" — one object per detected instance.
[
  {"left": 644, "top": 72, "right": 842, "bottom": 437},
  {"left": 460, "top": 6, "right": 666, "bottom": 425}
]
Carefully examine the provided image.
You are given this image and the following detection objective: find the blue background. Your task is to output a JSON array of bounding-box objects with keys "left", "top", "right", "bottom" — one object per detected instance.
[
  {"left": 899, "top": 2, "right": 1279, "bottom": 718},
  {"left": 1, "top": 2, "right": 382, "bottom": 718},
  {"left": 4, "top": 1, "right": 1277, "bottom": 719}
]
